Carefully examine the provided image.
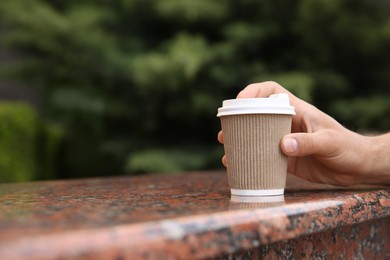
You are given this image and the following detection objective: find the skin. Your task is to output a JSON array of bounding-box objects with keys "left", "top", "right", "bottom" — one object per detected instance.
[{"left": 218, "top": 81, "right": 390, "bottom": 186}]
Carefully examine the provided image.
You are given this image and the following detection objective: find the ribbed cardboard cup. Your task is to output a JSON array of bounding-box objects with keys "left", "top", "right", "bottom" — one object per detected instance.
[{"left": 217, "top": 94, "right": 295, "bottom": 197}]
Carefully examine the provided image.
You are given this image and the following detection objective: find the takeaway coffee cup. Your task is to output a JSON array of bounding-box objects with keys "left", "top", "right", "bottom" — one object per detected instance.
[{"left": 217, "top": 93, "right": 295, "bottom": 196}]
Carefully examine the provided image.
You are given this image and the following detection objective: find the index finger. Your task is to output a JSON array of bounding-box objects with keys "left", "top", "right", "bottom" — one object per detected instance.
[
  {"left": 236, "top": 81, "right": 314, "bottom": 132},
  {"left": 237, "top": 81, "right": 296, "bottom": 101}
]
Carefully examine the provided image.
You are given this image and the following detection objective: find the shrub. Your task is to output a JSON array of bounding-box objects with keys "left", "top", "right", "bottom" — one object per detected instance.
[
  {"left": 37, "top": 123, "right": 64, "bottom": 180},
  {"left": 0, "top": 102, "right": 39, "bottom": 182},
  {"left": 126, "top": 147, "right": 223, "bottom": 174}
]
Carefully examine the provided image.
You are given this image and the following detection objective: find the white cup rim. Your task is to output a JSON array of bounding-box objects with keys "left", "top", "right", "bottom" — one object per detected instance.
[{"left": 217, "top": 94, "right": 295, "bottom": 117}]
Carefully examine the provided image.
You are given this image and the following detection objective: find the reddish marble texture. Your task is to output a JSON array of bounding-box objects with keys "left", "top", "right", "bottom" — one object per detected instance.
[
  {"left": 212, "top": 217, "right": 390, "bottom": 259},
  {"left": 0, "top": 171, "right": 389, "bottom": 259}
]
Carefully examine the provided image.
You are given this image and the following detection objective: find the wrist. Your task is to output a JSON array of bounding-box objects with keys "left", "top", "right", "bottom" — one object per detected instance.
[{"left": 362, "top": 133, "right": 390, "bottom": 185}]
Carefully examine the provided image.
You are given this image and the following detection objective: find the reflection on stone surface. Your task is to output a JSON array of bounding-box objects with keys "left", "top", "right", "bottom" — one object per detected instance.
[{"left": 229, "top": 195, "right": 285, "bottom": 210}]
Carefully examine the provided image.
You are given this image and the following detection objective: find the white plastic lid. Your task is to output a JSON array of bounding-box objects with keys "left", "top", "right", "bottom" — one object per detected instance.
[{"left": 217, "top": 93, "right": 295, "bottom": 117}]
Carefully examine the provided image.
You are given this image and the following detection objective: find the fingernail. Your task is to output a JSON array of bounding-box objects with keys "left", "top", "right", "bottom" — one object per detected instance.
[{"left": 283, "top": 138, "right": 298, "bottom": 154}]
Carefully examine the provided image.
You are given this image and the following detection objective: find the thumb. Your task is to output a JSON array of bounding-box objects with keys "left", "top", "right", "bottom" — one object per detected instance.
[{"left": 280, "top": 131, "right": 337, "bottom": 157}]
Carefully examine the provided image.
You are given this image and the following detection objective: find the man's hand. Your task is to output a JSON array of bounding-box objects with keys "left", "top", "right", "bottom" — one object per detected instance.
[{"left": 218, "top": 81, "right": 390, "bottom": 186}]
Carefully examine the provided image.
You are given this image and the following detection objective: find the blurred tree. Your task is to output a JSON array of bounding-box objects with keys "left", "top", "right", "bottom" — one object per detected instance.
[
  {"left": 295, "top": 0, "right": 390, "bottom": 116},
  {"left": 0, "top": 0, "right": 389, "bottom": 178}
]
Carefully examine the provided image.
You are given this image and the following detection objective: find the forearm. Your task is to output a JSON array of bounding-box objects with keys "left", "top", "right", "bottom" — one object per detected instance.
[{"left": 364, "top": 133, "right": 390, "bottom": 185}]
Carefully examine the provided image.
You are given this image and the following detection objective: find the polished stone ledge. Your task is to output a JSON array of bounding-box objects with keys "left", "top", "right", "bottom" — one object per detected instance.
[{"left": 0, "top": 171, "right": 389, "bottom": 259}]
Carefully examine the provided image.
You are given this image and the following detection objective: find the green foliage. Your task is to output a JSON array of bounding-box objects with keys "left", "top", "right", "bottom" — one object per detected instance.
[
  {"left": 330, "top": 97, "right": 390, "bottom": 131},
  {"left": 0, "top": 103, "right": 63, "bottom": 182},
  {"left": 156, "top": 0, "right": 229, "bottom": 23},
  {"left": 130, "top": 33, "right": 213, "bottom": 90},
  {"left": 0, "top": 103, "right": 38, "bottom": 182},
  {"left": 126, "top": 146, "right": 223, "bottom": 174},
  {"left": 126, "top": 149, "right": 206, "bottom": 174},
  {"left": 37, "top": 124, "right": 64, "bottom": 180},
  {"left": 0, "top": 0, "right": 389, "bottom": 178}
]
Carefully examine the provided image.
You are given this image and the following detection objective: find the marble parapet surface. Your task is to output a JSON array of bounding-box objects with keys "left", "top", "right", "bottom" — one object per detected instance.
[{"left": 0, "top": 171, "right": 389, "bottom": 259}]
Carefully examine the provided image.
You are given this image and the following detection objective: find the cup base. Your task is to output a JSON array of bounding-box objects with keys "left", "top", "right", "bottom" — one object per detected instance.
[
  {"left": 231, "top": 188, "right": 284, "bottom": 196},
  {"left": 230, "top": 195, "right": 285, "bottom": 203}
]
